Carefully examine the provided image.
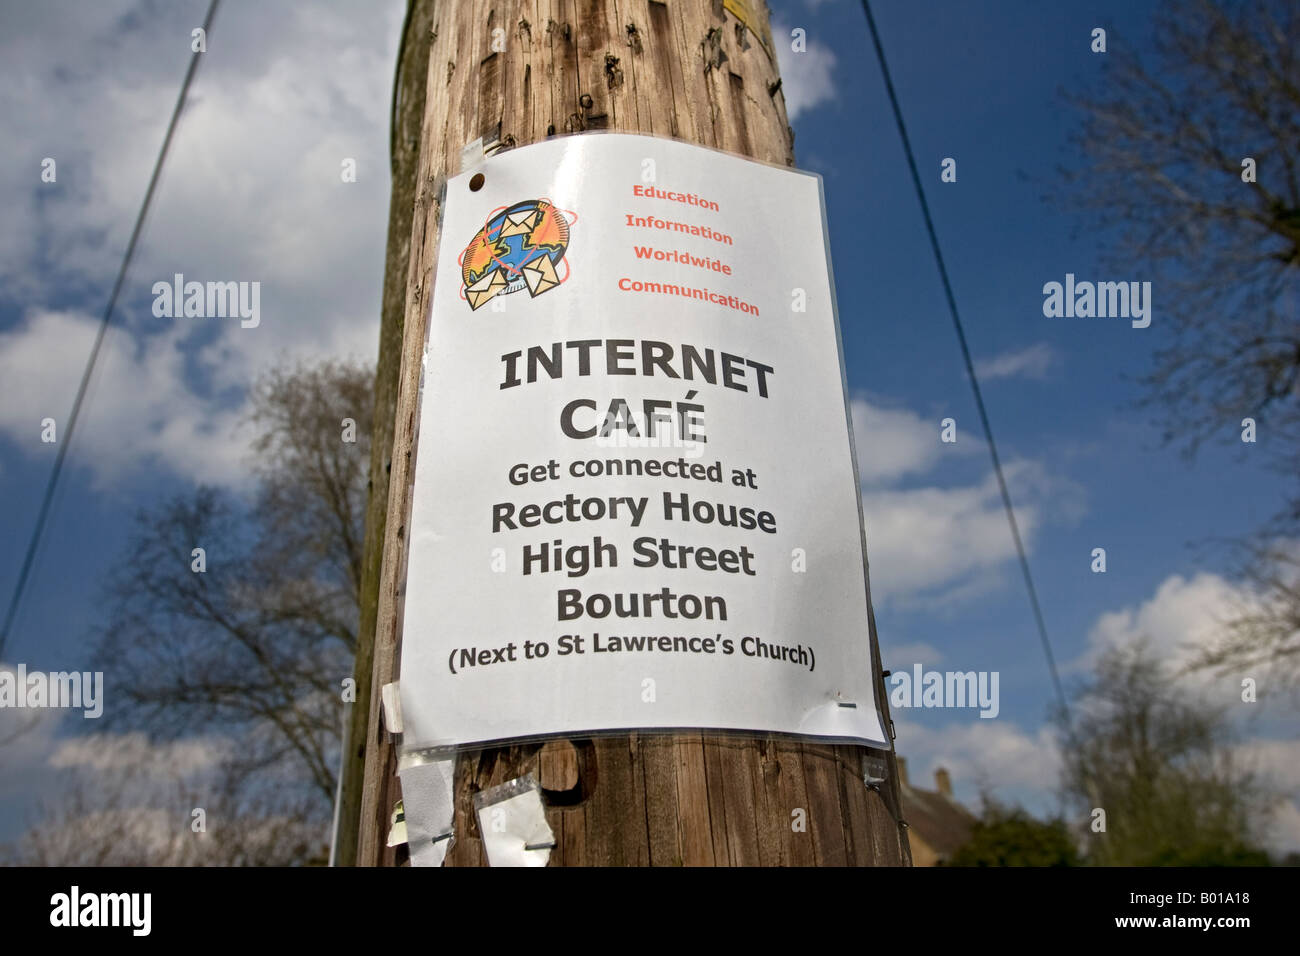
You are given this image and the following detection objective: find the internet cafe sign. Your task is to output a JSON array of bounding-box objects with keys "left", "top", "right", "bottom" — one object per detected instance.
[{"left": 398, "top": 134, "right": 887, "bottom": 751}]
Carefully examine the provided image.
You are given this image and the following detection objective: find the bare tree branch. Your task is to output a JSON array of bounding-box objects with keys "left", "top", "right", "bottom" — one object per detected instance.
[
  {"left": 1061, "top": 0, "right": 1300, "bottom": 474},
  {"left": 90, "top": 360, "right": 373, "bottom": 839}
]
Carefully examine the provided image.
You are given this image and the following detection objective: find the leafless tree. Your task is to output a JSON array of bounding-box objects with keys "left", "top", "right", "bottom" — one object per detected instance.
[
  {"left": 72, "top": 359, "right": 373, "bottom": 859},
  {"left": 1, "top": 732, "right": 327, "bottom": 866},
  {"left": 1057, "top": 641, "right": 1274, "bottom": 865},
  {"left": 1065, "top": 0, "right": 1299, "bottom": 466},
  {"left": 1184, "top": 539, "right": 1300, "bottom": 695},
  {"left": 1065, "top": 0, "right": 1300, "bottom": 684}
]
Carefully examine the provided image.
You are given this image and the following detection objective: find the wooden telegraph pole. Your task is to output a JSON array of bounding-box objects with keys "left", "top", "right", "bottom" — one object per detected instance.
[{"left": 348, "top": 0, "right": 911, "bottom": 866}]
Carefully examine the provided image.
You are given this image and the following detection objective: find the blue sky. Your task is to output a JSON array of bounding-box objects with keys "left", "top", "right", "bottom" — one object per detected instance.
[
  {"left": 777, "top": 0, "right": 1297, "bottom": 839},
  {"left": 1, "top": 0, "right": 1296, "bottom": 853}
]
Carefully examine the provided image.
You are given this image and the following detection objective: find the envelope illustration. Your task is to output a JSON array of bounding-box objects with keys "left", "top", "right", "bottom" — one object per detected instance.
[
  {"left": 522, "top": 255, "right": 559, "bottom": 297},
  {"left": 498, "top": 209, "right": 537, "bottom": 238},
  {"left": 466, "top": 267, "right": 506, "bottom": 309}
]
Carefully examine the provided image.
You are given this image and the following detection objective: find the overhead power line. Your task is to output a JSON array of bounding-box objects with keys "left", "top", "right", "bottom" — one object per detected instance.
[
  {"left": 0, "top": 0, "right": 222, "bottom": 659},
  {"left": 859, "top": 0, "right": 1071, "bottom": 726}
]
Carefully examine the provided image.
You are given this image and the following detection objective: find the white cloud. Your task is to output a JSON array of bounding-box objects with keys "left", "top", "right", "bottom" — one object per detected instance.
[
  {"left": 0, "top": 681, "right": 64, "bottom": 799},
  {"left": 863, "top": 459, "right": 1082, "bottom": 604},
  {"left": 1242, "top": 737, "right": 1300, "bottom": 850},
  {"left": 851, "top": 398, "right": 951, "bottom": 485},
  {"left": 49, "top": 730, "right": 228, "bottom": 777},
  {"left": 0, "top": 662, "right": 78, "bottom": 841},
  {"left": 1260, "top": 795, "right": 1300, "bottom": 855},
  {"left": 888, "top": 551, "right": 1300, "bottom": 856},
  {"left": 772, "top": 19, "right": 837, "bottom": 120},
  {"left": 1076, "top": 568, "right": 1300, "bottom": 855},
  {"left": 973, "top": 342, "right": 1055, "bottom": 382},
  {"left": 0, "top": 667, "right": 226, "bottom": 812},
  {"left": 895, "top": 716, "right": 1062, "bottom": 809},
  {"left": 0, "top": 1, "right": 403, "bottom": 488},
  {"left": 899, "top": 716, "right": 1300, "bottom": 854},
  {"left": 1241, "top": 737, "right": 1300, "bottom": 794},
  {"left": 846, "top": 396, "right": 1084, "bottom": 604},
  {"left": 0, "top": 309, "right": 252, "bottom": 488},
  {"left": 1, "top": 726, "right": 322, "bottom": 864},
  {"left": 1083, "top": 571, "right": 1242, "bottom": 672},
  {"left": 1076, "top": 568, "right": 1285, "bottom": 711}
]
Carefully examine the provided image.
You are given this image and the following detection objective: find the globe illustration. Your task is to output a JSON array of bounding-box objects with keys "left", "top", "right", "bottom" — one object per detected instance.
[{"left": 460, "top": 199, "right": 573, "bottom": 310}]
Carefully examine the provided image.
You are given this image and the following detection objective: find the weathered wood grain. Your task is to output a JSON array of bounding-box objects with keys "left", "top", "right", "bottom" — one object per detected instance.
[{"left": 355, "top": 0, "right": 911, "bottom": 867}]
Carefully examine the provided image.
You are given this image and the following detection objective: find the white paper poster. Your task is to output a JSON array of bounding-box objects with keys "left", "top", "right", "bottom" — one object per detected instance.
[{"left": 399, "top": 133, "right": 886, "bottom": 750}]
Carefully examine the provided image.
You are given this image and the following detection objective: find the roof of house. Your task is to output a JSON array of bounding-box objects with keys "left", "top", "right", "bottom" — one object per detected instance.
[{"left": 899, "top": 765, "right": 977, "bottom": 862}]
